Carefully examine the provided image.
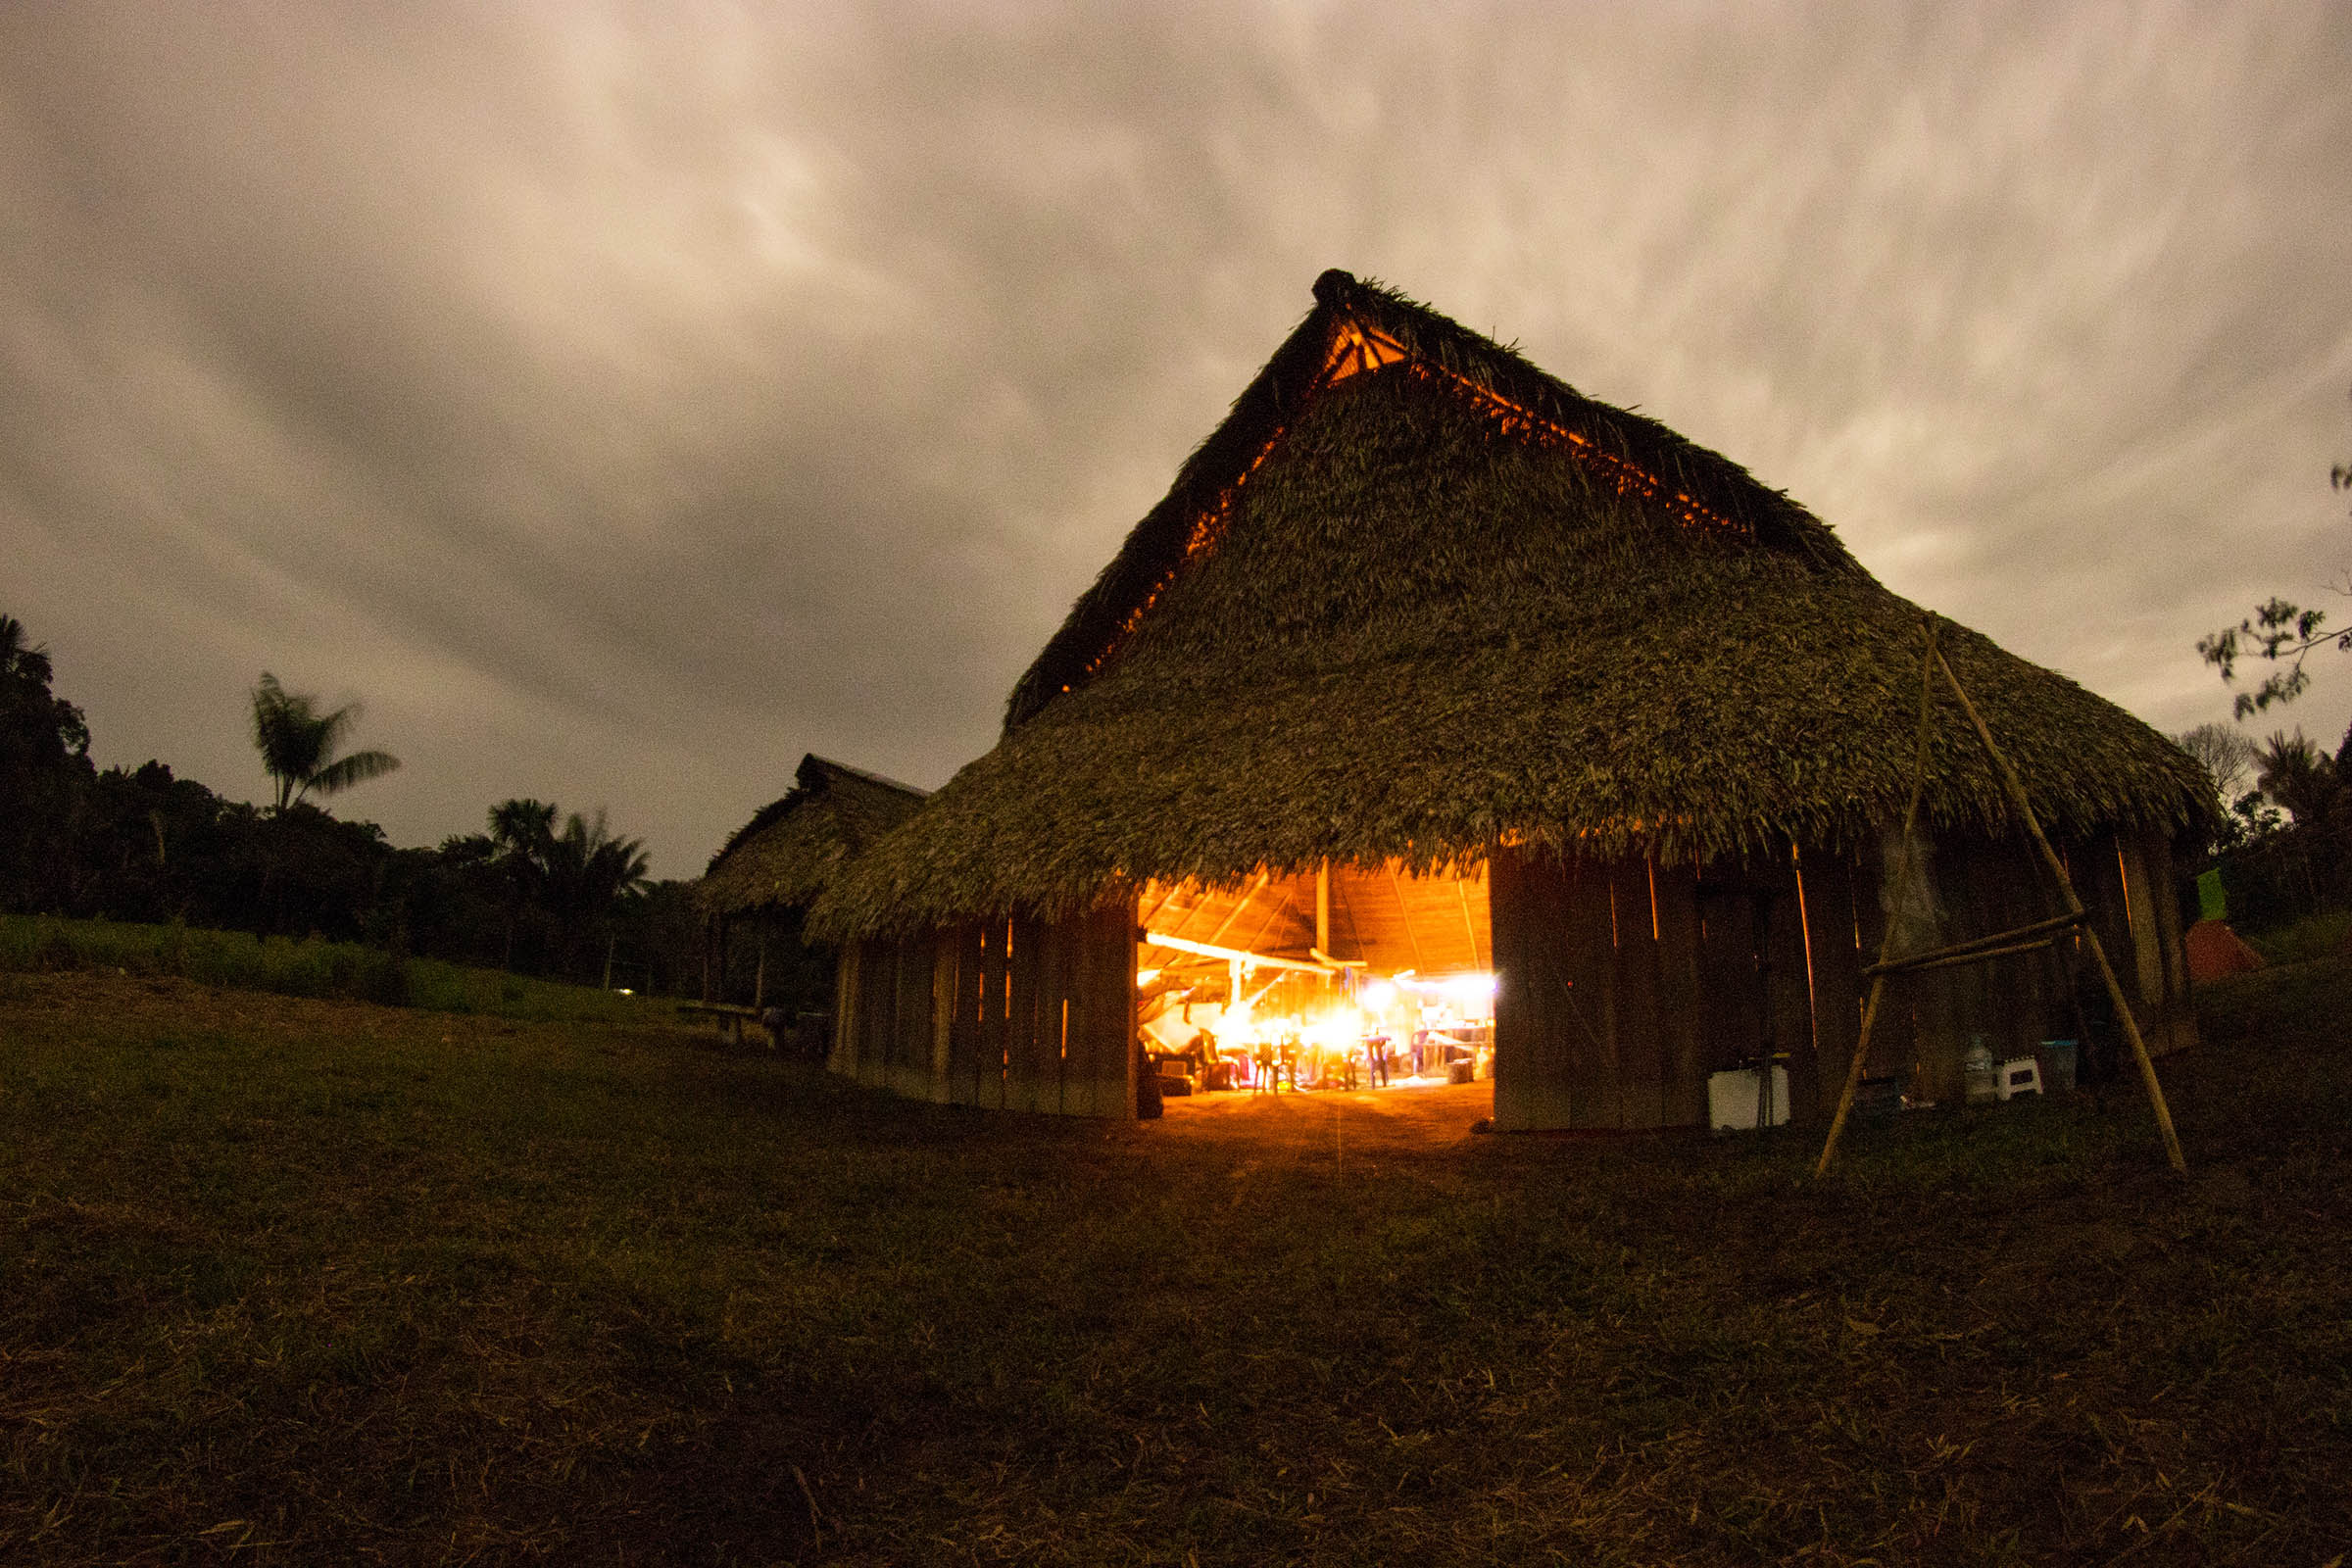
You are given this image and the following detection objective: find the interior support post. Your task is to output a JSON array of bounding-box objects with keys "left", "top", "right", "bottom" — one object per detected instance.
[
  {"left": 1315, "top": 860, "right": 1331, "bottom": 955},
  {"left": 1316, "top": 859, "right": 1333, "bottom": 1001}
]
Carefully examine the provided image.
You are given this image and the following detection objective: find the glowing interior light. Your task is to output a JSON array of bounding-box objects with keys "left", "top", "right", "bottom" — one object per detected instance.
[
  {"left": 1447, "top": 972, "right": 1498, "bottom": 1004},
  {"left": 1360, "top": 979, "right": 1396, "bottom": 1011},
  {"left": 1135, "top": 967, "right": 1161, "bottom": 988},
  {"left": 1303, "top": 1006, "right": 1363, "bottom": 1051}
]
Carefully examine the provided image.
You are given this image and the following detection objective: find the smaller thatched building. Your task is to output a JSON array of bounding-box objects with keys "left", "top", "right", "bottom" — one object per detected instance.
[{"left": 699, "top": 755, "right": 928, "bottom": 1009}]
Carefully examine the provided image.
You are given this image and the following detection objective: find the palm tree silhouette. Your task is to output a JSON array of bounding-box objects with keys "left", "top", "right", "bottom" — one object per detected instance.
[
  {"left": 544, "top": 809, "right": 652, "bottom": 981},
  {"left": 479, "top": 800, "right": 650, "bottom": 978},
  {"left": 487, "top": 798, "right": 559, "bottom": 969},
  {"left": 249, "top": 672, "right": 400, "bottom": 811},
  {"left": 2255, "top": 732, "right": 2341, "bottom": 829}
]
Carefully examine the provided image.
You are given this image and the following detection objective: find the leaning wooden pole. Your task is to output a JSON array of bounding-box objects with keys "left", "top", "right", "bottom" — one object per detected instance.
[
  {"left": 1815, "top": 618, "right": 1942, "bottom": 1178},
  {"left": 1930, "top": 642, "right": 2188, "bottom": 1173}
]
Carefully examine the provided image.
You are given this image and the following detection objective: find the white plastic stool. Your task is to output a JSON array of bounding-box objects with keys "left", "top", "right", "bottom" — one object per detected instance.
[{"left": 1996, "top": 1055, "right": 2042, "bottom": 1101}]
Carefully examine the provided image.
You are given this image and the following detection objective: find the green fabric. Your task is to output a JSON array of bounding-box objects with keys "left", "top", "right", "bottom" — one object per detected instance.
[{"left": 2197, "top": 867, "right": 2228, "bottom": 922}]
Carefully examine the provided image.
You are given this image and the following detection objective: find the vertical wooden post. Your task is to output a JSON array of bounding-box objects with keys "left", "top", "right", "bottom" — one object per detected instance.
[
  {"left": 1316, "top": 860, "right": 1331, "bottom": 955},
  {"left": 753, "top": 926, "right": 769, "bottom": 1010}
]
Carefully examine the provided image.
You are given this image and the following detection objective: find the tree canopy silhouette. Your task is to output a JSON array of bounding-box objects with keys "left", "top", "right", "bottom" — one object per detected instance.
[
  {"left": 2253, "top": 731, "right": 2342, "bottom": 831},
  {"left": 545, "top": 808, "right": 653, "bottom": 934},
  {"left": 2199, "top": 385, "right": 2352, "bottom": 714},
  {"left": 1, "top": 613, "right": 97, "bottom": 911},
  {"left": 249, "top": 672, "right": 400, "bottom": 812}
]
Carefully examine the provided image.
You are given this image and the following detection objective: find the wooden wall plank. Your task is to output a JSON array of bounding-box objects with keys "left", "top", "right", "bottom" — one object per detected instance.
[
  {"left": 1036, "top": 910, "right": 1071, "bottom": 1114},
  {"left": 1055, "top": 916, "right": 1095, "bottom": 1118},
  {"left": 2008, "top": 839, "right": 2080, "bottom": 1060},
  {"left": 861, "top": 937, "right": 896, "bottom": 1091},
  {"left": 894, "top": 933, "right": 927, "bottom": 1070},
  {"left": 842, "top": 940, "right": 870, "bottom": 1086},
  {"left": 2080, "top": 832, "right": 2135, "bottom": 1004},
  {"left": 1650, "top": 860, "right": 1708, "bottom": 1128},
  {"left": 1488, "top": 849, "right": 1532, "bottom": 1129},
  {"left": 1491, "top": 848, "right": 1576, "bottom": 1131},
  {"left": 881, "top": 933, "right": 931, "bottom": 1100},
  {"left": 2150, "top": 834, "right": 2191, "bottom": 1009},
  {"left": 979, "top": 919, "right": 1009, "bottom": 1110},
  {"left": 1112, "top": 901, "right": 1138, "bottom": 1117},
  {"left": 1849, "top": 835, "right": 1919, "bottom": 1088},
  {"left": 1971, "top": 843, "right": 2049, "bottom": 1061},
  {"left": 1491, "top": 850, "right": 1625, "bottom": 1132},
  {"left": 930, "top": 928, "right": 958, "bottom": 1100},
  {"left": 1691, "top": 874, "right": 1757, "bottom": 1080},
  {"left": 1062, "top": 900, "right": 1134, "bottom": 1118},
  {"left": 2132, "top": 832, "right": 2200, "bottom": 1056},
  {"left": 853, "top": 938, "right": 879, "bottom": 1085},
  {"left": 1795, "top": 848, "right": 1864, "bottom": 1124},
  {"left": 1910, "top": 838, "right": 1980, "bottom": 1106},
  {"left": 1007, "top": 913, "right": 1046, "bottom": 1113},
  {"left": 1763, "top": 863, "right": 1818, "bottom": 1128},
  {"left": 1562, "top": 855, "right": 1622, "bottom": 1131},
  {"left": 830, "top": 944, "right": 860, "bottom": 1077},
  {"left": 1111, "top": 900, "right": 1141, "bottom": 1117},
  {"left": 2118, "top": 837, "right": 2169, "bottom": 1012},
  {"left": 1609, "top": 858, "right": 1665, "bottom": 1129},
  {"left": 947, "top": 923, "right": 983, "bottom": 1106}
]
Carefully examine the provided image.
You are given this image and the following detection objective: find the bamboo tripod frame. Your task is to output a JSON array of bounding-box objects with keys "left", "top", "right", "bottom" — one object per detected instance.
[{"left": 1814, "top": 616, "right": 2187, "bottom": 1177}]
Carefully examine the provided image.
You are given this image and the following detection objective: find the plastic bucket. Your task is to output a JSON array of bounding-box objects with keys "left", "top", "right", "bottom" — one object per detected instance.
[{"left": 2040, "top": 1039, "right": 2079, "bottom": 1092}]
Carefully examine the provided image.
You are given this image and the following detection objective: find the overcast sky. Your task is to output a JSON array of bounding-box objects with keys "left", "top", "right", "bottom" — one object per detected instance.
[{"left": 5, "top": 1, "right": 2349, "bottom": 877}]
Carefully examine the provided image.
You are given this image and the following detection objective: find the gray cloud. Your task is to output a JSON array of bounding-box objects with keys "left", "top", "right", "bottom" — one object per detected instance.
[{"left": 4, "top": 0, "right": 2348, "bottom": 874}]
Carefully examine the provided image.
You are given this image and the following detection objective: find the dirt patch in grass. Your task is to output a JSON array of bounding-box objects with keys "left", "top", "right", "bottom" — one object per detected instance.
[{"left": 3, "top": 962, "right": 2348, "bottom": 1565}]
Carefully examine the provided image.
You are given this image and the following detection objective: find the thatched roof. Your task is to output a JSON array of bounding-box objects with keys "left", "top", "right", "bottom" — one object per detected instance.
[
  {"left": 814, "top": 270, "right": 2214, "bottom": 937},
  {"left": 699, "top": 755, "right": 928, "bottom": 919}
]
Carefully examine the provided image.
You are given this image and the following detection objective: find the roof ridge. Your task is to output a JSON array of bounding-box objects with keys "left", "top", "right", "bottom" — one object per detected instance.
[
  {"left": 705, "top": 754, "right": 930, "bottom": 877},
  {"left": 799, "top": 754, "right": 932, "bottom": 802},
  {"left": 1002, "top": 270, "right": 1860, "bottom": 732}
]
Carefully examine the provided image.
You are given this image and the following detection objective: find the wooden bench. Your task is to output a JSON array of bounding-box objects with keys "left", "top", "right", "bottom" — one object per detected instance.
[{"left": 676, "top": 1001, "right": 764, "bottom": 1047}]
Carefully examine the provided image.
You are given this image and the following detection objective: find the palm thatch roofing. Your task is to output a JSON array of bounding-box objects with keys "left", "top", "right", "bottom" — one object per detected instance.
[
  {"left": 699, "top": 755, "right": 929, "bottom": 920},
  {"left": 814, "top": 270, "right": 2213, "bottom": 939}
]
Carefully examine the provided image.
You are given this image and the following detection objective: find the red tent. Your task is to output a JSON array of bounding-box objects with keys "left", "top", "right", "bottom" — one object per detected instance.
[{"left": 2184, "top": 919, "right": 2266, "bottom": 983}]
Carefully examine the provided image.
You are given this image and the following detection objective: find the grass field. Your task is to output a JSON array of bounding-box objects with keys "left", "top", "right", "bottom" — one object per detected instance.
[
  {"left": 2239, "top": 907, "right": 2351, "bottom": 968},
  {"left": 3, "top": 956, "right": 2348, "bottom": 1566},
  {"left": 0, "top": 914, "right": 671, "bottom": 1026}
]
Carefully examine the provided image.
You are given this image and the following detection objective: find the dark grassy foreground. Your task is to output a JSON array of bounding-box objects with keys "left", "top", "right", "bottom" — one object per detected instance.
[
  {"left": 0, "top": 914, "right": 671, "bottom": 1026},
  {"left": 3, "top": 963, "right": 2348, "bottom": 1566}
]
